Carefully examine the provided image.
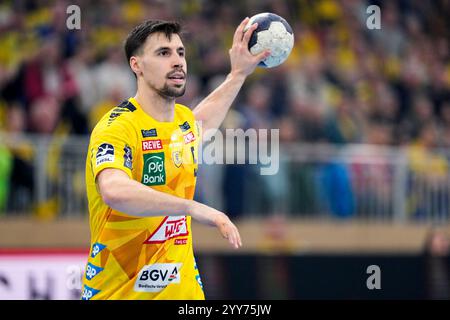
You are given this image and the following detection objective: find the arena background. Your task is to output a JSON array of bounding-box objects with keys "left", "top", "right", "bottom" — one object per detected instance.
[{"left": 0, "top": 0, "right": 449, "bottom": 299}]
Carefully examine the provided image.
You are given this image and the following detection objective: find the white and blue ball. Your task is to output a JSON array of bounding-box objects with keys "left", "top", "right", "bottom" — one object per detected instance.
[{"left": 244, "top": 12, "right": 294, "bottom": 68}]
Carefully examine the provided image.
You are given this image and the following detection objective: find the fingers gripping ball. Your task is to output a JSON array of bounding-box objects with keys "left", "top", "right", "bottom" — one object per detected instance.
[{"left": 244, "top": 12, "right": 294, "bottom": 68}]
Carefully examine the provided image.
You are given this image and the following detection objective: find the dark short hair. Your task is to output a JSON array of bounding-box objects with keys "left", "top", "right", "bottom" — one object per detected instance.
[{"left": 124, "top": 20, "right": 182, "bottom": 63}]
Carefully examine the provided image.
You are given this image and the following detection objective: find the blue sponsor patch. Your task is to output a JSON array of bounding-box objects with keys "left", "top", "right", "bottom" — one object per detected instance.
[
  {"left": 90, "top": 243, "right": 106, "bottom": 258},
  {"left": 123, "top": 145, "right": 132, "bottom": 169},
  {"left": 195, "top": 274, "right": 203, "bottom": 289},
  {"left": 194, "top": 259, "right": 203, "bottom": 289},
  {"left": 141, "top": 128, "right": 157, "bottom": 138},
  {"left": 85, "top": 263, "right": 104, "bottom": 281},
  {"left": 81, "top": 285, "right": 100, "bottom": 300},
  {"left": 179, "top": 121, "right": 191, "bottom": 132}
]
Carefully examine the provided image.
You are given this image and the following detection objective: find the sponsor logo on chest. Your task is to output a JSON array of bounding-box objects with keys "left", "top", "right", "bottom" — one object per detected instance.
[
  {"left": 142, "top": 152, "right": 166, "bottom": 186},
  {"left": 183, "top": 131, "right": 195, "bottom": 144},
  {"left": 134, "top": 263, "right": 182, "bottom": 292},
  {"left": 144, "top": 216, "right": 188, "bottom": 244},
  {"left": 141, "top": 128, "right": 157, "bottom": 138},
  {"left": 142, "top": 139, "right": 163, "bottom": 151}
]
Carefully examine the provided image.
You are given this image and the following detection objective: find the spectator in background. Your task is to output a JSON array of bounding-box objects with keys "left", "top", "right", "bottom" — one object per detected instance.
[
  {"left": 28, "top": 95, "right": 62, "bottom": 134},
  {"left": 238, "top": 83, "right": 274, "bottom": 216},
  {"left": 324, "top": 92, "right": 365, "bottom": 144},
  {"left": 370, "top": 83, "right": 400, "bottom": 126},
  {"left": 400, "top": 95, "right": 436, "bottom": 142},
  {"left": 438, "top": 102, "right": 450, "bottom": 149},
  {"left": 22, "top": 36, "right": 76, "bottom": 106},
  {"left": 407, "top": 122, "right": 449, "bottom": 220},
  {"left": 289, "top": 97, "right": 326, "bottom": 143},
  {"left": 0, "top": 143, "right": 12, "bottom": 213},
  {"left": 423, "top": 229, "right": 450, "bottom": 299},
  {"left": 4, "top": 103, "right": 34, "bottom": 212},
  {"left": 350, "top": 121, "right": 394, "bottom": 218},
  {"left": 240, "top": 82, "right": 273, "bottom": 130},
  {"left": 317, "top": 154, "right": 355, "bottom": 219},
  {"left": 272, "top": 116, "right": 298, "bottom": 214},
  {"left": 68, "top": 44, "right": 98, "bottom": 118},
  {"left": 94, "top": 46, "right": 135, "bottom": 105}
]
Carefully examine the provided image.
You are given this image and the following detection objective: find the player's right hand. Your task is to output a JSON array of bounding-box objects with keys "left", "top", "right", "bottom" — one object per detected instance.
[{"left": 188, "top": 201, "right": 242, "bottom": 249}]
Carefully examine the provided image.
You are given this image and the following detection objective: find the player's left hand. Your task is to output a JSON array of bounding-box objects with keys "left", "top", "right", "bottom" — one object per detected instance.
[
  {"left": 214, "top": 213, "right": 242, "bottom": 250},
  {"left": 229, "top": 17, "right": 271, "bottom": 78}
]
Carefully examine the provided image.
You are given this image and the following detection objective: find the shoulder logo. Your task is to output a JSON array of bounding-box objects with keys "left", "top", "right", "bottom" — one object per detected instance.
[
  {"left": 144, "top": 216, "right": 188, "bottom": 244},
  {"left": 96, "top": 143, "right": 114, "bottom": 166},
  {"left": 123, "top": 145, "right": 132, "bottom": 169}
]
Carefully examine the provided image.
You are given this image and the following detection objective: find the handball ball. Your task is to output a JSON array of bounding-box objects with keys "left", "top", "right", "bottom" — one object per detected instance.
[{"left": 244, "top": 12, "right": 294, "bottom": 68}]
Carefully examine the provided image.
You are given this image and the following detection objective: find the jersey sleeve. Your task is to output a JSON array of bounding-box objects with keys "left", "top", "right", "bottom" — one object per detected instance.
[{"left": 89, "top": 121, "right": 136, "bottom": 180}]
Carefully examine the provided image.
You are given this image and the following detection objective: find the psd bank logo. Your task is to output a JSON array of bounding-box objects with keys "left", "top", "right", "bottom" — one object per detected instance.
[
  {"left": 134, "top": 263, "right": 182, "bottom": 292},
  {"left": 142, "top": 152, "right": 166, "bottom": 186}
]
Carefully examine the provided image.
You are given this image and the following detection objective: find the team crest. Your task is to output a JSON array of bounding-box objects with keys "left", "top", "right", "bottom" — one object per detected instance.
[{"left": 172, "top": 151, "right": 182, "bottom": 168}]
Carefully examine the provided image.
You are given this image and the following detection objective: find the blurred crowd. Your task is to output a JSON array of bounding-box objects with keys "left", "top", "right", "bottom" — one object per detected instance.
[{"left": 0, "top": 0, "right": 449, "bottom": 217}]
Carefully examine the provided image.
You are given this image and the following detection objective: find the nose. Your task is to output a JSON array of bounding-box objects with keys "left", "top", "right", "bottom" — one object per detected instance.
[{"left": 172, "top": 54, "right": 185, "bottom": 69}]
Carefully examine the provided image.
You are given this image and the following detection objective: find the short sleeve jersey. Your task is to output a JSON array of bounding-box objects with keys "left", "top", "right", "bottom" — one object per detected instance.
[{"left": 81, "top": 97, "right": 204, "bottom": 300}]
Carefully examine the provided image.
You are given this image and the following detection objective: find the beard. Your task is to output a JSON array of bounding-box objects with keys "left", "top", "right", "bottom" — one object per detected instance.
[{"left": 156, "top": 82, "right": 186, "bottom": 99}]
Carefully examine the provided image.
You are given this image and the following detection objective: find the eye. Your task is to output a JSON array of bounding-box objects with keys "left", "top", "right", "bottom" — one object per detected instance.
[
  {"left": 158, "top": 50, "right": 170, "bottom": 56},
  {"left": 178, "top": 50, "right": 185, "bottom": 57}
]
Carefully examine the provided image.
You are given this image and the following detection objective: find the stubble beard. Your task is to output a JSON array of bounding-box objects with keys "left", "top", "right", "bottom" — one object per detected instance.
[{"left": 156, "top": 83, "right": 186, "bottom": 100}]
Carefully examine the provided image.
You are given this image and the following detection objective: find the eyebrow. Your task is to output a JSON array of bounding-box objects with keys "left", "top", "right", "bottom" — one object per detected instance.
[{"left": 154, "top": 46, "right": 185, "bottom": 53}]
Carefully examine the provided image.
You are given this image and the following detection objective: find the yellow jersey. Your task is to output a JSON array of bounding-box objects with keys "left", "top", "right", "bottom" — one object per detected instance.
[{"left": 82, "top": 97, "right": 204, "bottom": 300}]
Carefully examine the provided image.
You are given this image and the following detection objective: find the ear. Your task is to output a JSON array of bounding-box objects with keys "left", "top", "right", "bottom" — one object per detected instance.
[{"left": 130, "top": 56, "right": 142, "bottom": 77}]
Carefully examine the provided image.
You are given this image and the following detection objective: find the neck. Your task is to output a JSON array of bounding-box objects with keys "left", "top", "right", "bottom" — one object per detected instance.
[{"left": 134, "top": 81, "right": 175, "bottom": 122}]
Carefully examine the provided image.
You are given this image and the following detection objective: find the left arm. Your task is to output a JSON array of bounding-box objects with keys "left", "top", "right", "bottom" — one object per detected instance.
[{"left": 193, "top": 17, "right": 270, "bottom": 133}]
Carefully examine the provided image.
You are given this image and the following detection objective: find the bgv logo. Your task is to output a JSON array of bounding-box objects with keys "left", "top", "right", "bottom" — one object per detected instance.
[{"left": 134, "top": 263, "right": 182, "bottom": 292}]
